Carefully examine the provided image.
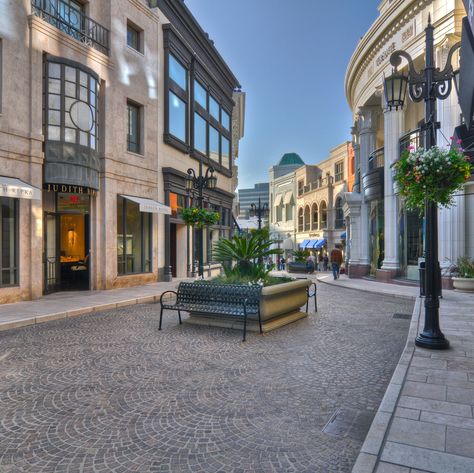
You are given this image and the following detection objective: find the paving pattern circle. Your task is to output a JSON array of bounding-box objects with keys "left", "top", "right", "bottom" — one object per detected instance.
[{"left": 0, "top": 282, "right": 413, "bottom": 472}]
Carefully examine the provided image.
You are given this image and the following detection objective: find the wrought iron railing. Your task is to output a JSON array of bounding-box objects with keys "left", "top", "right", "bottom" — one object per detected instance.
[
  {"left": 399, "top": 128, "right": 423, "bottom": 157},
  {"left": 368, "top": 147, "right": 384, "bottom": 171},
  {"left": 32, "top": 0, "right": 110, "bottom": 55}
]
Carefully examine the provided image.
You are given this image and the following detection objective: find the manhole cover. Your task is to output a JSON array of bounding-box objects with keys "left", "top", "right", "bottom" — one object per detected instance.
[
  {"left": 393, "top": 313, "right": 411, "bottom": 320},
  {"left": 322, "top": 407, "right": 374, "bottom": 441}
]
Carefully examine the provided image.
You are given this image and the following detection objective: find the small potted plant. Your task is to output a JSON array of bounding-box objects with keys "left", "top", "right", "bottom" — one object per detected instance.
[{"left": 452, "top": 256, "right": 474, "bottom": 293}]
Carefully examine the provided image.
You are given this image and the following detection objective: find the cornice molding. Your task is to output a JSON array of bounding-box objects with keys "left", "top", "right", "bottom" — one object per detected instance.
[
  {"left": 156, "top": 0, "right": 239, "bottom": 92},
  {"left": 128, "top": 0, "right": 160, "bottom": 22},
  {"left": 345, "top": 0, "right": 433, "bottom": 108}
]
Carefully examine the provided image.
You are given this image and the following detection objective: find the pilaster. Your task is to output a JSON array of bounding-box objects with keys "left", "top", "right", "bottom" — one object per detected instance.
[{"left": 379, "top": 107, "right": 404, "bottom": 276}]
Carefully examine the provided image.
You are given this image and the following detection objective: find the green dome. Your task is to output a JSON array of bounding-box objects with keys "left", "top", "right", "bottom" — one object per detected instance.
[{"left": 278, "top": 153, "right": 304, "bottom": 166}]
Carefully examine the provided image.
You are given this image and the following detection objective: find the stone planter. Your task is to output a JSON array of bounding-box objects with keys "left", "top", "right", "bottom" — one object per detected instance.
[
  {"left": 185, "top": 278, "right": 312, "bottom": 333},
  {"left": 452, "top": 277, "right": 474, "bottom": 293},
  {"left": 287, "top": 262, "right": 308, "bottom": 273}
]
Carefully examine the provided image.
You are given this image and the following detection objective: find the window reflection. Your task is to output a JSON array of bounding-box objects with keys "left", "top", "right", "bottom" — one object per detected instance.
[
  {"left": 194, "top": 80, "right": 207, "bottom": 109},
  {"left": 169, "top": 54, "right": 187, "bottom": 90},
  {"left": 194, "top": 113, "right": 206, "bottom": 154},
  {"left": 209, "top": 96, "right": 219, "bottom": 121},
  {"left": 209, "top": 126, "right": 219, "bottom": 162},
  {"left": 221, "top": 136, "right": 230, "bottom": 169},
  {"left": 169, "top": 91, "right": 186, "bottom": 143}
]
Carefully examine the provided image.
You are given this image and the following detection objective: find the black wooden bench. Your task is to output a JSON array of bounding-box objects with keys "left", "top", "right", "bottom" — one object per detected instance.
[{"left": 159, "top": 282, "right": 262, "bottom": 342}]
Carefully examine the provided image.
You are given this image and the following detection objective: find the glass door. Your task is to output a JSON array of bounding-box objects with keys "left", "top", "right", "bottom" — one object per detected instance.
[{"left": 44, "top": 213, "right": 60, "bottom": 293}]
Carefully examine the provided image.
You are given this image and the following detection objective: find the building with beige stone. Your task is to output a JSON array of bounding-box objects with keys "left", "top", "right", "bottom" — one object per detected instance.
[
  {"left": 344, "top": 0, "right": 473, "bottom": 282},
  {"left": 0, "top": 0, "right": 244, "bottom": 303},
  {"left": 295, "top": 142, "right": 350, "bottom": 258}
]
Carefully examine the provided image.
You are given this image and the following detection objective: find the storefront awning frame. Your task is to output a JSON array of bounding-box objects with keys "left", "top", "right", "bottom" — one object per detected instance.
[
  {"left": 0, "top": 176, "right": 41, "bottom": 200},
  {"left": 121, "top": 195, "right": 171, "bottom": 215}
]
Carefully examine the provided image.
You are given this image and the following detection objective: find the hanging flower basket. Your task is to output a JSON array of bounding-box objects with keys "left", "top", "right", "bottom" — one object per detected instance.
[
  {"left": 393, "top": 144, "right": 473, "bottom": 212},
  {"left": 180, "top": 207, "right": 220, "bottom": 229}
]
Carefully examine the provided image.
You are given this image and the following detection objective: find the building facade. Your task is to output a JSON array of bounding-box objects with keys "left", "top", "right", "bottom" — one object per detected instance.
[
  {"left": 238, "top": 182, "right": 269, "bottom": 219},
  {"left": 295, "top": 143, "right": 351, "bottom": 258},
  {"left": 0, "top": 0, "right": 243, "bottom": 303},
  {"left": 268, "top": 152, "right": 305, "bottom": 253},
  {"left": 344, "top": 0, "right": 473, "bottom": 282}
]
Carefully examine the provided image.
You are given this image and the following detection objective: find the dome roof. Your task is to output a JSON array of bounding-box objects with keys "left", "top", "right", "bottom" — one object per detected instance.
[{"left": 278, "top": 152, "right": 304, "bottom": 166}]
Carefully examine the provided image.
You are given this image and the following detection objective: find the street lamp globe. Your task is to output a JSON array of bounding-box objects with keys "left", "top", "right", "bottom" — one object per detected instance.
[
  {"left": 207, "top": 173, "right": 217, "bottom": 190},
  {"left": 384, "top": 70, "right": 408, "bottom": 110}
]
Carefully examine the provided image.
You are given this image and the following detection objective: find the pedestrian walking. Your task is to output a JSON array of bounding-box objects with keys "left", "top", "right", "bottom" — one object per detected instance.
[
  {"left": 323, "top": 254, "right": 329, "bottom": 271},
  {"left": 306, "top": 254, "right": 315, "bottom": 274},
  {"left": 280, "top": 256, "right": 286, "bottom": 271},
  {"left": 330, "top": 245, "right": 343, "bottom": 280}
]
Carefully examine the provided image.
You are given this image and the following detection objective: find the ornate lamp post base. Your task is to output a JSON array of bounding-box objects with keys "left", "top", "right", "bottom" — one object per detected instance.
[{"left": 415, "top": 331, "right": 450, "bottom": 350}]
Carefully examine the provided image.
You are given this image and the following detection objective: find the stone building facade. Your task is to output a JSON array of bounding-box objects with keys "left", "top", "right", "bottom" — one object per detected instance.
[
  {"left": 295, "top": 143, "right": 350, "bottom": 257},
  {"left": 344, "top": 0, "right": 473, "bottom": 282},
  {"left": 0, "top": 0, "right": 243, "bottom": 303},
  {"left": 268, "top": 153, "right": 305, "bottom": 253}
]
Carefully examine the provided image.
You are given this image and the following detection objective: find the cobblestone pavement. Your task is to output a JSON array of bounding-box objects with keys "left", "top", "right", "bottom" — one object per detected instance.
[{"left": 0, "top": 284, "right": 413, "bottom": 473}]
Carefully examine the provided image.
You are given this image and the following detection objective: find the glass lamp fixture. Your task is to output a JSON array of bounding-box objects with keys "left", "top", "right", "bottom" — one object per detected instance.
[{"left": 384, "top": 70, "right": 408, "bottom": 110}]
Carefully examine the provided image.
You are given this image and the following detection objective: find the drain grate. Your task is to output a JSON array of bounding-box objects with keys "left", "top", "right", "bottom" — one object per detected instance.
[
  {"left": 322, "top": 407, "right": 374, "bottom": 441},
  {"left": 393, "top": 313, "right": 412, "bottom": 320}
]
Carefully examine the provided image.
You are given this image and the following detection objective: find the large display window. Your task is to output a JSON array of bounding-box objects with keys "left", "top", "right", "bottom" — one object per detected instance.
[{"left": 0, "top": 198, "right": 19, "bottom": 286}]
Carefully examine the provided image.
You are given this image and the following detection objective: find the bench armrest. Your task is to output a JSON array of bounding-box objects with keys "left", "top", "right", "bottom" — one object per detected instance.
[{"left": 160, "top": 290, "right": 178, "bottom": 305}]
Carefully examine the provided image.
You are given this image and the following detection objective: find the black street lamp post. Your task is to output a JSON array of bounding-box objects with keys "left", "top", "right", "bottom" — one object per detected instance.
[
  {"left": 185, "top": 163, "right": 217, "bottom": 278},
  {"left": 385, "top": 16, "right": 460, "bottom": 349},
  {"left": 249, "top": 197, "right": 269, "bottom": 230}
]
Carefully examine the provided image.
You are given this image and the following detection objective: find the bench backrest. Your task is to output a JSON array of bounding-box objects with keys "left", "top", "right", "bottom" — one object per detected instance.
[{"left": 177, "top": 282, "right": 261, "bottom": 311}]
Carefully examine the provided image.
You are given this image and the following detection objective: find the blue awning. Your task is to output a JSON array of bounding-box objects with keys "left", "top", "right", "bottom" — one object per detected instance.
[
  {"left": 300, "top": 239, "right": 310, "bottom": 248},
  {"left": 314, "top": 238, "right": 327, "bottom": 249},
  {"left": 340, "top": 231, "right": 347, "bottom": 239}
]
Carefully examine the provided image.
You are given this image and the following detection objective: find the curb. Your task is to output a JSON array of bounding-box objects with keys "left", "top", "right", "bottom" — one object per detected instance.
[
  {"left": 351, "top": 295, "right": 423, "bottom": 473},
  {"left": 316, "top": 276, "right": 418, "bottom": 302},
  {"left": 0, "top": 294, "right": 162, "bottom": 333}
]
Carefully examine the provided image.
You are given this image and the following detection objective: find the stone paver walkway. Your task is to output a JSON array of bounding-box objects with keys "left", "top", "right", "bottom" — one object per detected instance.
[
  {"left": 0, "top": 282, "right": 413, "bottom": 472},
  {"left": 312, "top": 275, "right": 474, "bottom": 473},
  {"left": 0, "top": 279, "right": 190, "bottom": 332}
]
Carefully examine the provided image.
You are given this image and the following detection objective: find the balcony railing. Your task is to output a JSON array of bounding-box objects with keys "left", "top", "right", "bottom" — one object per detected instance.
[
  {"left": 368, "top": 147, "right": 384, "bottom": 171},
  {"left": 32, "top": 0, "right": 110, "bottom": 55},
  {"left": 399, "top": 128, "right": 423, "bottom": 157},
  {"left": 297, "top": 176, "right": 331, "bottom": 197}
]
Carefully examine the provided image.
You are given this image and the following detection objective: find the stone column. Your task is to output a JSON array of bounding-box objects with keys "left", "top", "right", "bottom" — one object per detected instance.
[
  {"left": 379, "top": 107, "right": 404, "bottom": 280},
  {"left": 436, "top": 42, "right": 465, "bottom": 270},
  {"left": 357, "top": 106, "right": 379, "bottom": 273},
  {"left": 343, "top": 192, "right": 362, "bottom": 277}
]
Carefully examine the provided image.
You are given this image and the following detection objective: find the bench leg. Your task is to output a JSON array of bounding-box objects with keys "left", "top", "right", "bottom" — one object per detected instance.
[
  {"left": 178, "top": 310, "right": 182, "bottom": 325},
  {"left": 159, "top": 306, "right": 164, "bottom": 330},
  {"left": 258, "top": 309, "right": 263, "bottom": 334},
  {"left": 314, "top": 293, "right": 318, "bottom": 312},
  {"left": 243, "top": 312, "right": 247, "bottom": 342}
]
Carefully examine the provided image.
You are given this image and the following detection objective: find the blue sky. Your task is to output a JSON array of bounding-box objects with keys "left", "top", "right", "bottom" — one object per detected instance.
[{"left": 185, "top": 0, "right": 379, "bottom": 189}]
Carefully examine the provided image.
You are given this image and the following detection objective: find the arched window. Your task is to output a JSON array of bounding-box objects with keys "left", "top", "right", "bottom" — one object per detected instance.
[
  {"left": 298, "top": 207, "right": 304, "bottom": 232},
  {"left": 304, "top": 205, "right": 310, "bottom": 231},
  {"left": 335, "top": 197, "right": 344, "bottom": 228},
  {"left": 320, "top": 201, "right": 327, "bottom": 229},
  {"left": 311, "top": 203, "right": 318, "bottom": 230}
]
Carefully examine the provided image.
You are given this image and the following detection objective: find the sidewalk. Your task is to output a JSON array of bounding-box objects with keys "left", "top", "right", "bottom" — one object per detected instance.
[
  {"left": 314, "top": 275, "right": 474, "bottom": 473},
  {"left": 0, "top": 279, "right": 189, "bottom": 332}
]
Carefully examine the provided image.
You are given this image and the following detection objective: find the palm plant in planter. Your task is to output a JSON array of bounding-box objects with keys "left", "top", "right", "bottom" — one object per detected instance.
[
  {"left": 287, "top": 249, "right": 309, "bottom": 273},
  {"left": 452, "top": 256, "right": 474, "bottom": 293},
  {"left": 211, "top": 232, "right": 284, "bottom": 285}
]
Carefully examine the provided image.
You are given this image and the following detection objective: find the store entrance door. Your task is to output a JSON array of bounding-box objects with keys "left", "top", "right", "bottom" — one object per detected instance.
[{"left": 44, "top": 212, "right": 90, "bottom": 293}]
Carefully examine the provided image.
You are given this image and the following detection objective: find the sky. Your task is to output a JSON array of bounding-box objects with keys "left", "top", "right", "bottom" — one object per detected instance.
[{"left": 185, "top": 0, "right": 380, "bottom": 190}]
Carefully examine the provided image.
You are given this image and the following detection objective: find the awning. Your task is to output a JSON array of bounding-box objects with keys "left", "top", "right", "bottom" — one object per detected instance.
[
  {"left": 300, "top": 239, "right": 310, "bottom": 248},
  {"left": 0, "top": 176, "right": 41, "bottom": 200},
  {"left": 122, "top": 195, "right": 171, "bottom": 214},
  {"left": 314, "top": 238, "right": 327, "bottom": 249},
  {"left": 340, "top": 231, "right": 347, "bottom": 239},
  {"left": 283, "top": 191, "right": 294, "bottom": 205},
  {"left": 274, "top": 193, "right": 283, "bottom": 207}
]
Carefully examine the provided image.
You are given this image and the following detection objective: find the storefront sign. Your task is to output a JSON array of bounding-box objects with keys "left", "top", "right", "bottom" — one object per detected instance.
[
  {"left": 57, "top": 193, "right": 90, "bottom": 213},
  {"left": 44, "top": 184, "right": 97, "bottom": 196}
]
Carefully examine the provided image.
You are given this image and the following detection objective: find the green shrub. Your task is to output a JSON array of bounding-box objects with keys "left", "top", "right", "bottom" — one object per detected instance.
[{"left": 457, "top": 256, "right": 474, "bottom": 278}]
